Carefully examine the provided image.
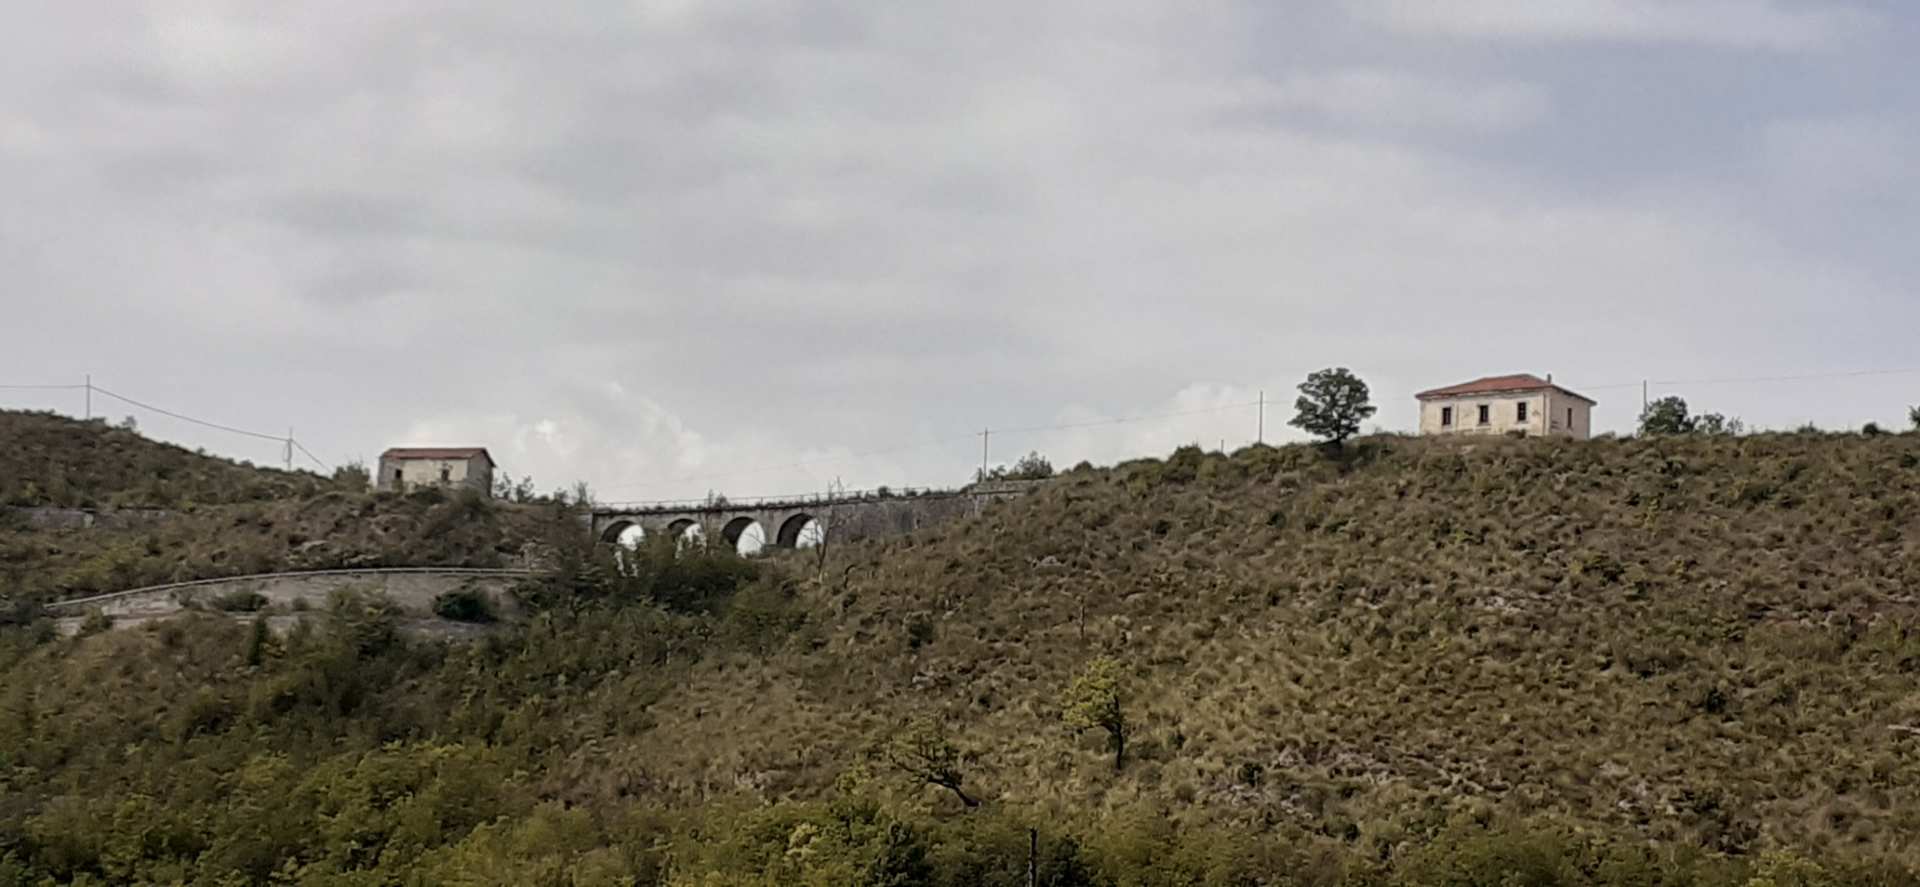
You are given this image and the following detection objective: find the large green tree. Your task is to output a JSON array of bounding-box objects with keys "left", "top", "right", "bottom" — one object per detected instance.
[
  {"left": 1639, "top": 397, "right": 1696, "bottom": 436},
  {"left": 1641, "top": 397, "right": 1742, "bottom": 437},
  {"left": 1289, "top": 368, "right": 1376, "bottom": 445}
]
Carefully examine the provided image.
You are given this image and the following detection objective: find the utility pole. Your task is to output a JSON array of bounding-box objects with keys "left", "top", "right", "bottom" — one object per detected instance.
[
  {"left": 980, "top": 428, "right": 990, "bottom": 479},
  {"left": 285, "top": 428, "right": 294, "bottom": 471},
  {"left": 1257, "top": 389, "right": 1264, "bottom": 444},
  {"left": 1027, "top": 827, "right": 1038, "bottom": 887},
  {"left": 1642, "top": 380, "right": 1649, "bottom": 415}
]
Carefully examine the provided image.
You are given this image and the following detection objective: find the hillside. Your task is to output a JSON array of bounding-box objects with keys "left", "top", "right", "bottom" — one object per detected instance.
[
  {"left": 5, "top": 432, "right": 1920, "bottom": 884},
  {"left": 633, "top": 434, "right": 1920, "bottom": 847},
  {"left": 0, "top": 413, "right": 560, "bottom": 606},
  {"left": 0, "top": 489, "right": 563, "bottom": 605},
  {"left": 0, "top": 410, "right": 328, "bottom": 508}
]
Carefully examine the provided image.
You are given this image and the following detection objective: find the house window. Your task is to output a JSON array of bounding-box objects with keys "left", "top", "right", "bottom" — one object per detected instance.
[
  {"left": 440, "top": 466, "right": 451, "bottom": 483},
  {"left": 1517, "top": 401, "right": 1528, "bottom": 422},
  {"left": 1477, "top": 404, "right": 1490, "bottom": 425},
  {"left": 1567, "top": 407, "right": 1574, "bottom": 428},
  {"left": 1441, "top": 406, "right": 1453, "bottom": 427},
  {"left": 393, "top": 469, "right": 403, "bottom": 483}
]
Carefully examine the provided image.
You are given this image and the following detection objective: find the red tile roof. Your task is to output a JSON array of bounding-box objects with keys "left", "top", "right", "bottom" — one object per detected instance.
[
  {"left": 1416, "top": 374, "right": 1596, "bottom": 404},
  {"left": 381, "top": 447, "right": 495, "bottom": 466}
]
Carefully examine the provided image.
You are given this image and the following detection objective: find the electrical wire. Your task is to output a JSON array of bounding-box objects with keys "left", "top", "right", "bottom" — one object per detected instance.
[
  {"left": 88, "top": 385, "right": 291, "bottom": 443},
  {"left": 989, "top": 399, "right": 1263, "bottom": 436},
  {"left": 292, "top": 439, "right": 332, "bottom": 474}
]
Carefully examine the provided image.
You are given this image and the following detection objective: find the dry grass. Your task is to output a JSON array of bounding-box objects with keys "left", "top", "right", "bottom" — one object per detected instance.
[
  {"left": 0, "top": 490, "right": 562, "bottom": 604},
  {"left": 0, "top": 410, "right": 328, "bottom": 508},
  {"left": 599, "top": 432, "right": 1920, "bottom": 863}
]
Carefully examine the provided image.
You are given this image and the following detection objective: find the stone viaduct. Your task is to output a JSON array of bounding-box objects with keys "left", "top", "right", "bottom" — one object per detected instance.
[{"left": 588, "top": 481, "right": 1042, "bottom": 550}]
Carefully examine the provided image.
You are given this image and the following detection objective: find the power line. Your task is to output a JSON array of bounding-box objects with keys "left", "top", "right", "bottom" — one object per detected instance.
[
  {"left": 598, "top": 433, "right": 978, "bottom": 493},
  {"left": 1652, "top": 367, "right": 1920, "bottom": 389},
  {"left": 0, "top": 384, "right": 86, "bottom": 390},
  {"left": 602, "top": 400, "right": 1267, "bottom": 494},
  {"left": 1568, "top": 367, "right": 1920, "bottom": 394},
  {"left": 89, "top": 385, "right": 290, "bottom": 443},
  {"left": 989, "top": 399, "right": 1262, "bottom": 436},
  {"left": 291, "top": 439, "right": 332, "bottom": 474}
]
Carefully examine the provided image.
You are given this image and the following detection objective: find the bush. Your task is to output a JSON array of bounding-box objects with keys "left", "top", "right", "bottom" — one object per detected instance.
[
  {"left": 432, "top": 589, "right": 497, "bottom": 624},
  {"left": 978, "top": 451, "right": 1055, "bottom": 483},
  {"left": 76, "top": 608, "right": 112, "bottom": 637},
  {"left": 210, "top": 590, "right": 269, "bottom": 612}
]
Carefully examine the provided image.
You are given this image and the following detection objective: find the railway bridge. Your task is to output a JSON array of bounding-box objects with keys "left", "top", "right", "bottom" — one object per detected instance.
[{"left": 589, "top": 481, "right": 1041, "bottom": 550}]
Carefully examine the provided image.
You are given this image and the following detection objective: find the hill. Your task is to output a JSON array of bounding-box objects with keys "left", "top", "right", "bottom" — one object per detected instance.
[
  {"left": 0, "top": 412, "right": 560, "bottom": 606},
  {"left": 0, "top": 410, "right": 328, "bottom": 508},
  {"left": 4, "top": 432, "right": 1920, "bottom": 884}
]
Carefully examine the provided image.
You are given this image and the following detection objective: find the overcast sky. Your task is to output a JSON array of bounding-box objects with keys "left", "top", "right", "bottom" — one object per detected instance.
[{"left": 5, "top": 0, "right": 1918, "bottom": 501}]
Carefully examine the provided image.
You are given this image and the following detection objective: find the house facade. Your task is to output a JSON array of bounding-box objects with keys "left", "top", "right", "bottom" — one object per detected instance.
[
  {"left": 1416, "top": 374, "right": 1596, "bottom": 439},
  {"left": 376, "top": 447, "right": 496, "bottom": 496}
]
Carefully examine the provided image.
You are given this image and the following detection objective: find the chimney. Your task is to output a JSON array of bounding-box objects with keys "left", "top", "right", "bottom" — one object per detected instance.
[{"left": 1547, "top": 373, "right": 1553, "bottom": 383}]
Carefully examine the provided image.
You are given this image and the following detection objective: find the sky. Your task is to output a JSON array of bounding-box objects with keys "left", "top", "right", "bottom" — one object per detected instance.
[{"left": 4, "top": 0, "right": 1918, "bottom": 503}]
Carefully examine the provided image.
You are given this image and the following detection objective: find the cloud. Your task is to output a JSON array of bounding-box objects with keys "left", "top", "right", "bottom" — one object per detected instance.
[
  {"left": 1345, "top": 0, "right": 1872, "bottom": 50},
  {"left": 3, "top": 0, "right": 1918, "bottom": 501},
  {"left": 1224, "top": 69, "right": 1550, "bottom": 133}
]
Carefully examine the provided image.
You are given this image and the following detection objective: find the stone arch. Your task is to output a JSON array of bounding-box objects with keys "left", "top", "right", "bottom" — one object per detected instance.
[
  {"left": 721, "top": 516, "right": 761, "bottom": 549},
  {"left": 599, "top": 519, "right": 637, "bottom": 545},
  {"left": 667, "top": 518, "right": 701, "bottom": 542},
  {"left": 775, "top": 513, "right": 819, "bottom": 548}
]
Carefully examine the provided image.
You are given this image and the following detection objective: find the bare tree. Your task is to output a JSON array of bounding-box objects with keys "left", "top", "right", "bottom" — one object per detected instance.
[{"left": 882, "top": 717, "right": 980, "bottom": 807}]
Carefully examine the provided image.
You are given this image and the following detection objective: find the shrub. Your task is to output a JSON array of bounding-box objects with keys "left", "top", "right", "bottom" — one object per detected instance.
[
  {"left": 978, "top": 451, "right": 1055, "bottom": 482},
  {"left": 1062, "top": 657, "right": 1130, "bottom": 770},
  {"left": 331, "top": 461, "right": 371, "bottom": 492},
  {"left": 905, "top": 614, "right": 936, "bottom": 650},
  {"left": 210, "top": 590, "right": 269, "bottom": 612},
  {"left": 76, "top": 608, "right": 112, "bottom": 637},
  {"left": 432, "top": 589, "right": 497, "bottom": 624}
]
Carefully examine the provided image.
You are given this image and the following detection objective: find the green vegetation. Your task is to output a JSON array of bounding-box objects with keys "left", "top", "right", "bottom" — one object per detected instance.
[
  {"left": 978, "top": 450, "right": 1055, "bottom": 482},
  {"left": 1061, "top": 656, "right": 1130, "bottom": 771},
  {"left": 0, "top": 488, "right": 554, "bottom": 605},
  {"left": 208, "top": 590, "right": 268, "bottom": 612},
  {"left": 1290, "top": 367, "right": 1376, "bottom": 444},
  {"left": 432, "top": 588, "right": 497, "bottom": 623},
  {"left": 0, "top": 412, "right": 555, "bottom": 606},
  {"left": 6, "top": 426, "right": 1920, "bottom": 883},
  {"left": 0, "top": 410, "right": 331, "bottom": 508},
  {"left": 1639, "top": 395, "right": 1743, "bottom": 436}
]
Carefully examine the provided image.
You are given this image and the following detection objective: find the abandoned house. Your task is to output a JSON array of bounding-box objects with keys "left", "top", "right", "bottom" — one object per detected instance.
[
  {"left": 376, "top": 447, "right": 496, "bottom": 496},
  {"left": 1415, "top": 374, "right": 1596, "bottom": 439}
]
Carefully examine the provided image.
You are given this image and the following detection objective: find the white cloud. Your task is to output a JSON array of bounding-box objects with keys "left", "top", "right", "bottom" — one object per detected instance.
[
  {"left": 4, "top": 0, "right": 1919, "bottom": 500},
  {"left": 1346, "top": 0, "right": 1871, "bottom": 50},
  {"left": 1231, "top": 69, "right": 1549, "bottom": 132}
]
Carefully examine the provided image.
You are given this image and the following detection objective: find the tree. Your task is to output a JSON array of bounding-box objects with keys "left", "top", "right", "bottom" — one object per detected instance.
[
  {"left": 976, "top": 451, "right": 1054, "bottom": 483},
  {"left": 1910, "top": 405, "right": 1920, "bottom": 432},
  {"left": 1638, "top": 396, "right": 1696, "bottom": 436},
  {"left": 881, "top": 717, "right": 979, "bottom": 807},
  {"left": 1695, "top": 413, "right": 1744, "bottom": 436},
  {"left": 1289, "top": 368, "right": 1376, "bottom": 445},
  {"left": 1061, "top": 657, "right": 1129, "bottom": 771},
  {"left": 1642, "top": 397, "right": 1743, "bottom": 436}
]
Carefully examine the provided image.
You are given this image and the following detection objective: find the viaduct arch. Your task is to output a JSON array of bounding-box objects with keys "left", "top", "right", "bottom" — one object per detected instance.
[{"left": 588, "top": 483, "right": 1041, "bottom": 553}]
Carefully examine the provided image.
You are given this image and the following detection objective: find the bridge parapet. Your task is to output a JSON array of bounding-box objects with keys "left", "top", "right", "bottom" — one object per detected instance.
[{"left": 588, "top": 480, "right": 1045, "bottom": 549}]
